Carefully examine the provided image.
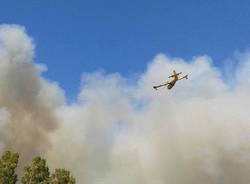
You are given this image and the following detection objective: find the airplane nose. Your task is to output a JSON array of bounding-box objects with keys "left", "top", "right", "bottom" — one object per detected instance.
[{"left": 167, "top": 84, "right": 173, "bottom": 89}]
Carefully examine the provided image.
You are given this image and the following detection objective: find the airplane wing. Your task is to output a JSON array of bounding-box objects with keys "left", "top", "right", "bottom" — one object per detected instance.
[
  {"left": 178, "top": 75, "right": 188, "bottom": 80},
  {"left": 153, "top": 81, "right": 169, "bottom": 90}
]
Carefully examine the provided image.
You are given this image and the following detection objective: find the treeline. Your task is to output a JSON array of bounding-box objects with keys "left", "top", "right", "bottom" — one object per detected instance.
[{"left": 0, "top": 151, "right": 75, "bottom": 184}]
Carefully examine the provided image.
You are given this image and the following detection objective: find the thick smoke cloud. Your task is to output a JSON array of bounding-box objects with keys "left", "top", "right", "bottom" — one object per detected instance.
[
  {"left": 0, "top": 24, "right": 250, "bottom": 184},
  {"left": 47, "top": 54, "right": 250, "bottom": 184},
  {"left": 0, "top": 24, "right": 64, "bottom": 168}
]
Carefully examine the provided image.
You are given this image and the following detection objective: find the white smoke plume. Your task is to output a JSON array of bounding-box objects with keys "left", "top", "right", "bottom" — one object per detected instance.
[
  {"left": 0, "top": 24, "right": 250, "bottom": 184},
  {"left": 0, "top": 24, "right": 64, "bottom": 168}
]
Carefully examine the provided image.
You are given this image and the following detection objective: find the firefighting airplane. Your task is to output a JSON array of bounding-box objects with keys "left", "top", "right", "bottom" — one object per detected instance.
[{"left": 153, "top": 70, "right": 188, "bottom": 90}]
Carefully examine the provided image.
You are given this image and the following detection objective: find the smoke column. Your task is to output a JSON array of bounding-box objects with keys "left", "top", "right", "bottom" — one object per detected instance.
[
  {"left": 0, "top": 24, "right": 64, "bottom": 168},
  {"left": 1, "top": 24, "right": 250, "bottom": 184}
]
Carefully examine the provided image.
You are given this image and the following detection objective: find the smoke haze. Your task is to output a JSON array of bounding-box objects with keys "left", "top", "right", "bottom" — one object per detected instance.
[
  {"left": 0, "top": 24, "right": 250, "bottom": 184},
  {"left": 0, "top": 24, "right": 64, "bottom": 167}
]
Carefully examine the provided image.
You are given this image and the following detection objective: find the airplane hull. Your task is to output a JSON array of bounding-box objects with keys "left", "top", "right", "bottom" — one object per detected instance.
[
  {"left": 167, "top": 84, "right": 174, "bottom": 89},
  {"left": 167, "top": 80, "right": 176, "bottom": 89}
]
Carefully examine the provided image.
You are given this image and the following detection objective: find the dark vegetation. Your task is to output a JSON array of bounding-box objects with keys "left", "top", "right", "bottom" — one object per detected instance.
[{"left": 0, "top": 151, "right": 75, "bottom": 184}]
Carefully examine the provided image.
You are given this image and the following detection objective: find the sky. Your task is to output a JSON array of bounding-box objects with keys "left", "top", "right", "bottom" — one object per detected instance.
[{"left": 0, "top": 0, "right": 249, "bottom": 100}]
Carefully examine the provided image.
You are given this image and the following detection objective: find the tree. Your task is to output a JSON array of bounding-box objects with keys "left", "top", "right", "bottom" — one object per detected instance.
[
  {"left": 0, "top": 150, "right": 19, "bottom": 184},
  {"left": 21, "top": 157, "right": 50, "bottom": 184},
  {"left": 49, "top": 169, "right": 75, "bottom": 184},
  {"left": 0, "top": 151, "right": 76, "bottom": 184}
]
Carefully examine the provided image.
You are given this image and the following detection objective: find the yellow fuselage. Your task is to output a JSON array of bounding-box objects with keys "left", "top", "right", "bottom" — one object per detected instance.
[{"left": 167, "top": 70, "right": 178, "bottom": 89}]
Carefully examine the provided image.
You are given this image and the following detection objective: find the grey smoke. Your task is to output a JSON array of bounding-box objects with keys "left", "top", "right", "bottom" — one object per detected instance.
[
  {"left": 0, "top": 24, "right": 64, "bottom": 168},
  {"left": 1, "top": 24, "right": 250, "bottom": 184}
]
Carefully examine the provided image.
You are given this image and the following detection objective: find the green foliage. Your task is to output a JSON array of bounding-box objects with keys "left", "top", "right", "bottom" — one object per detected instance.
[
  {"left": 0, "top": 151, "right": 19, "bottom": 184},
  {"left": 0, "top": 151, "right": 75, "bottom": 184},
  {"left": 50, "top": 169, "right": 75, "bottom": 184},
  {"left": 21, "top": 157, "right": 50, "bottom": 184}
]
